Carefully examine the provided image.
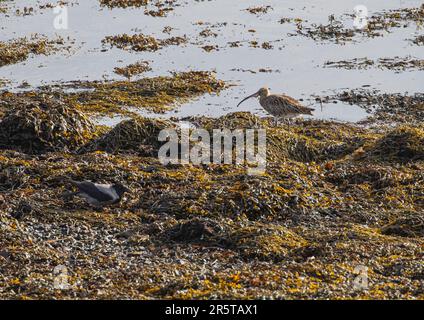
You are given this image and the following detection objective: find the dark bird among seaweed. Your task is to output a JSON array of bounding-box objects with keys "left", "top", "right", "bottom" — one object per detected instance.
[{"left": 68, "top": 180, "right": 130, "bottom": 207}]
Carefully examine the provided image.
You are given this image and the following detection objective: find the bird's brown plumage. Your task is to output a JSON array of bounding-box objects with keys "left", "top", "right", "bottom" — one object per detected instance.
[
  {"left": 260, "top": 94, "right": 314, "bottom": 118},
  {"left": 237, "top": 87, "right": 314, "bottom": 119}
]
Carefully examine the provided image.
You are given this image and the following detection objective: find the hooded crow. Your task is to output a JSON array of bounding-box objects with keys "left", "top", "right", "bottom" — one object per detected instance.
[{"left": 69, "top": 180, "right": 130, "bottom": 207}]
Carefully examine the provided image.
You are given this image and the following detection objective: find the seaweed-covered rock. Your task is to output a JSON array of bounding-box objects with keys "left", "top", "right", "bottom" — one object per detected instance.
[
  {"left": 228, "top": 223, "right": 307, "bottom": 261},
  {"left": 0, "top": 163, "right": 28, "bottom": 192},
  {"left": 370, "top": 126, "right": 424, "bottom": 161},
  {"left": 166, "top": 217, "right": 231, "bottom": 246},
  {"left": 163, "top": 218, "right": 307, "bottom": 261},
  {"left": 82, "top": 117, "right": 175, "bottom": 155},
  {"left": 381, "top": 215, "right": 424, "bottom": 237},
  {"left": 190, "top": 112, "right": 364, "bottom": 163},
  {"left": 0, "top": 109, "right": 423, "bottom": 299},
  {"left": 0, "top": 97, "right": 96, "bottom": 153},
  {"left": 325, "top": 164, "right": 404, "bottom": 190},
  {"left": 61, "top": 71, "right": 227, "bottom": 115}
]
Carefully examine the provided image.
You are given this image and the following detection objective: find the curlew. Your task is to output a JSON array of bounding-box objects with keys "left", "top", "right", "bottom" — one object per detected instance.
[{"left": 237, "top": 87, "right": 314, "bottom": 127}]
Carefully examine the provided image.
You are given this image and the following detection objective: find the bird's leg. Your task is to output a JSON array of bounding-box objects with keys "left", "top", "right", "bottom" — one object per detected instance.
[
  {"left": 273, "top": 117, "right": 278, "bottom": 127},
  {"left": 287, "top": 118, "right": 291, "bottom": 131}
]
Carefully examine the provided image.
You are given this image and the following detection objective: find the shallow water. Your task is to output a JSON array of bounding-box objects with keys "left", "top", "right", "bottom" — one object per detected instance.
[{"left": 1, "top": 0, "right": 423, "bottom": 123}]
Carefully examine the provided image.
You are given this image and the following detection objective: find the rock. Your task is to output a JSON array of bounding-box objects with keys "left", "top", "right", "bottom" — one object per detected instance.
[
  {"left": 11, "top": 200, "right": 33, "bottom": 220},
  {"left": 0, "top": 96, "right": 96, "bottom": 153},
  {"left": 381, "top": 216, "right": 424, "bottom": 237}
]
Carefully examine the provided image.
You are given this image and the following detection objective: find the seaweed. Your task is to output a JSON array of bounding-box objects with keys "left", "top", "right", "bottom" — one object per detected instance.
[
  {"left": 99, "top": 0, "right": 148, "bottom": 8},
  {"left": 102, "top": 33, "right": 187, "bottom": 52},
  {"left": 0, "top": 111, "right": 423, "bottom": 299},
  {"left": 412, "top": 35, "right": 424, "bottom": 45},
  {"left": 324, "top": 57, "right": 424, "bottom": 72},
  {"left": 80, "top": 117, "right": 175, "bottom": 155},
  {"left": 0, "top": 1, "right": 423, "bottom": 300},
  {"left": 114, "top": 61, "right": 152, "bottom": 80},
  {"left": 369, "top": 126, "right": 424, "bottom": 162},
  {"left": 296, "top": 5, "right": 424, "bottom": 43},
  {"left": 0, "top": 35, "right": 70, "bottom": 67},
  {"left": 34, "top": 71, "right": 227, "bottom": 115},
  {"left": 0, "top": 96, "right": 97, "bottom": 153},
  {"left": 245, "top": 6, "right": 272, "bottom": 15},
  {"left": 381, "top": 215, "right": 424, "bottom": 237},
  {"left": 320, "top": 89, "right": 424, "bottom": 125}
]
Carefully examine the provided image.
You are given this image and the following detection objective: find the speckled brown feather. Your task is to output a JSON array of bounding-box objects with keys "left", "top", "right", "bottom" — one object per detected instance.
[
  {"left": 237, "top": 87, "right": 314, "bottom": 119},
  {"left": 260, "top": 94, "right": 314, "bottom": 118}
]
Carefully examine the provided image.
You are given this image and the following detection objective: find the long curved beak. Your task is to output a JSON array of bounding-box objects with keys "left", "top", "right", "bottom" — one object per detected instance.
[{"left": 237, "top": 92, "right": 259, "bottom": 107}]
